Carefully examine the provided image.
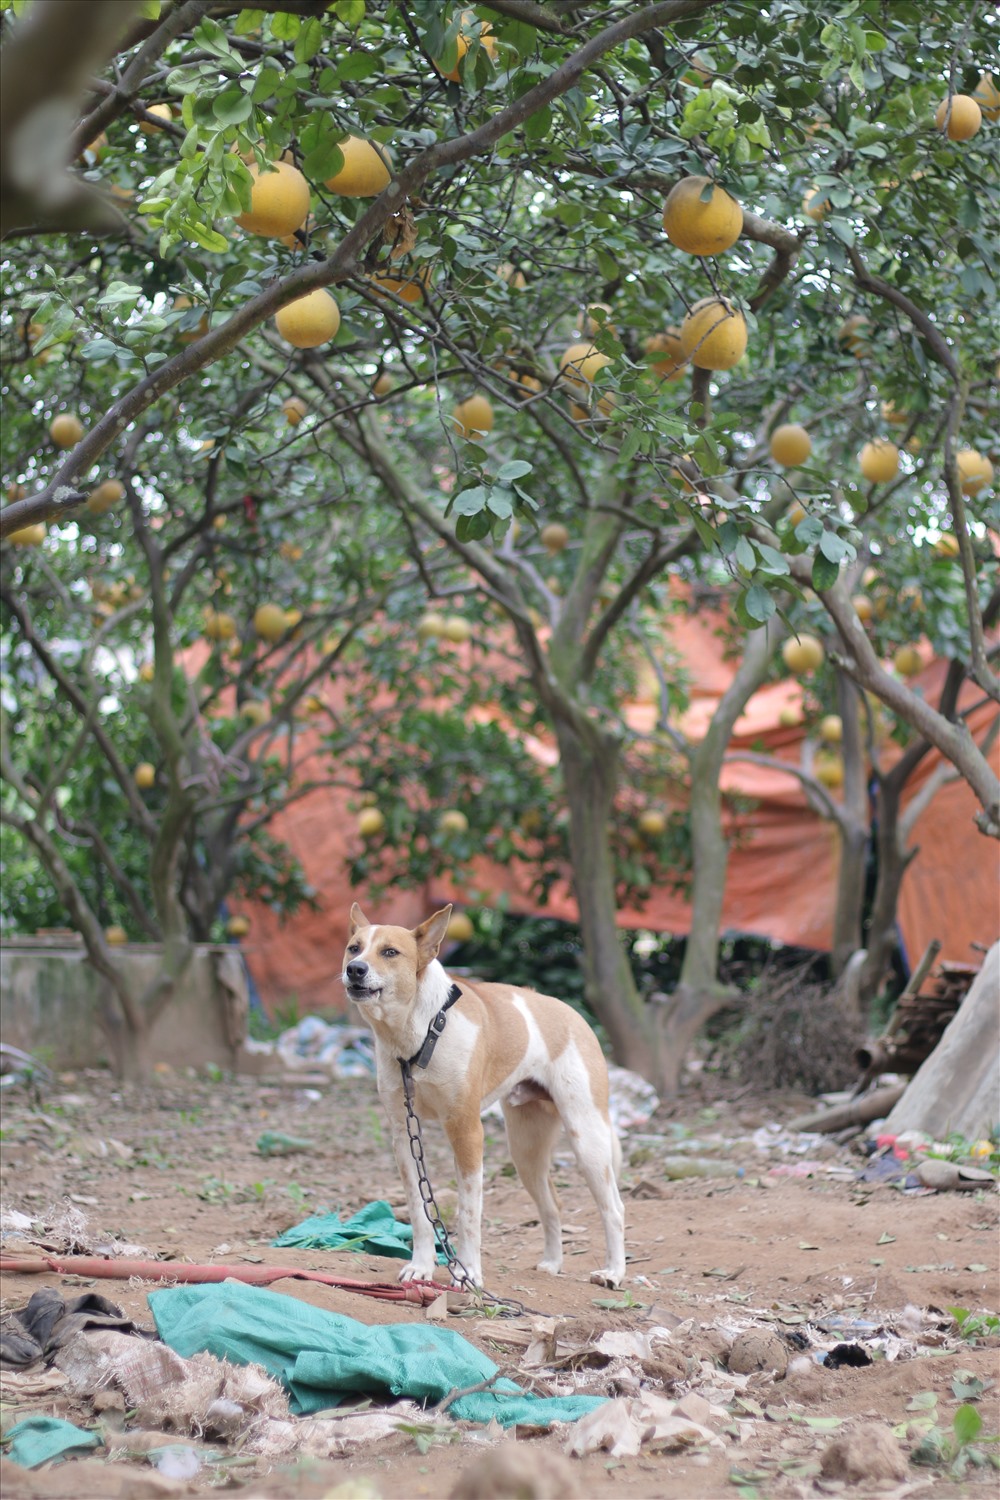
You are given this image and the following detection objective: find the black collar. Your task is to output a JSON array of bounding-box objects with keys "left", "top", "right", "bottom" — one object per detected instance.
[{"left": 403, "top": 983, "right": 462, "bottom": 1070}]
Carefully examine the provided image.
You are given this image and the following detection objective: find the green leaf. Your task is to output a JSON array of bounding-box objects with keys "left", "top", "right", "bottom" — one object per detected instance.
[
  {"left": 734, "top": 535, "right": 756, "bottom": 572},
  {"left": 619, "top": 427, "right": 642, "bottom": 463},
  {"left": 234, "top": 9, "right": 265, "bottom": 36},
  {"left": 270, "top": 12, "right": 301, "bottom": 41},
  {"left": 953, "top": 1404, "right": 983, "bottom": 1446},
  {"left": 744, "top": 583, "right": 776, "bottom": 623},
  {"left": 294, "top": 16, "right": 324, "bottom": 64},
  {"left": 333, "top": 0, "right": 365, "bottom": 24},
  {"left": 336, "top": 52, "right": 379, "bottom": 82},
  {"left": 456, "top": 511, "right": 491, "bottom": 542},
  {"left": 213, "top": 89, "right": 253, "bottom": 126},
  {"left": 819, "top": 530, "right": 850, "bottom": 563},
  {"left": 691, "top": 511, "right": 717, "bottom": 553},
  {"left": 496, "top": 460, "right": 532, "bottom": 484},
  {"left": 524, "top": 105, "right": 552, "bottom": 143},
  {"left": 181, "top": 220, "right": 230, "bottom": 254},
  {"left": 811, "top": 550, "right": 841, "bottom": 593},
  {"left": 486, "top": 488, "right": 514, "bottom": 519},
  {"left": 757, "top": 543, "right": 790, "bottom": 575},
  {"left": 452, "top": 486, "right": 489, "bottom": 517}
]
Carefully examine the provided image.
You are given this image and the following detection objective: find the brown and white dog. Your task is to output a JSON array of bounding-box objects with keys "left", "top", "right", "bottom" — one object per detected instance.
[{"left": 342, "top": 903, "right": 626, "bottom": 1288}]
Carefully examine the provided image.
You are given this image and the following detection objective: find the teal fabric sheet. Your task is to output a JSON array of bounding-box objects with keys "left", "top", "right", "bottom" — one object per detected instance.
[
  {"left": 272, "top": 1199, "right": 445, "bottom": 1262},
  {"left": 149, "top": 1280, "right": 604, "bottom": 1428},
  {"left": 5, "top": 1415, "right": 101, "bottom": 1468}
]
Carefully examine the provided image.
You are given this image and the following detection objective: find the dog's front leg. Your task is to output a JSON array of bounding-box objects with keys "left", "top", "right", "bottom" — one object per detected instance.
[
  {"left": 384, "top": 1103, "right": 439, "bottom": 1282},
  {"left": 444, "top": 1110, "right": 484, "bottom": 1288}
]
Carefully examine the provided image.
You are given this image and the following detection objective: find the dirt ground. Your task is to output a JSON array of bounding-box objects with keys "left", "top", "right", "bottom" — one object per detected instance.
[{"left": 1, "top": 1065, "right": 998, "bottom": 1500}]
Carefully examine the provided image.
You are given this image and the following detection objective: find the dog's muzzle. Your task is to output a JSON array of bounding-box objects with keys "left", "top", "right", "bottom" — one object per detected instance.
[{"left": 344, "top": 959, "right": 381, "bottom": 1003}]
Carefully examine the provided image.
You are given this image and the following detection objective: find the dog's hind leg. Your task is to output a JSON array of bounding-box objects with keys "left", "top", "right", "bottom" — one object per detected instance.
[
  {"left": 560, "top": 1103, "right": 626, "bottom": 1288},
  {"left": 502, "top": 1098, "right": 564, "bottom": 1275}
]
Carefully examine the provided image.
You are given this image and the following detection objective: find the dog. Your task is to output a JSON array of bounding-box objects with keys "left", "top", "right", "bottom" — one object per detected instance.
[{"left": 342, "top": 903, "right": 626, "bottom": 1288}]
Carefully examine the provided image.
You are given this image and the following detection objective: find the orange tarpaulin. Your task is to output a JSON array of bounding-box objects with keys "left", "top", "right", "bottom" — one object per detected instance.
[{"left": 229, "top": 615, "right": 998, "bottom": 1015}]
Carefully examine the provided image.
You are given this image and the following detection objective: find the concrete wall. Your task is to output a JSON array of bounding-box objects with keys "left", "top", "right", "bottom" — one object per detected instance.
[{"left": 0, "top": 937, "right": 249, "bottom": 1071}]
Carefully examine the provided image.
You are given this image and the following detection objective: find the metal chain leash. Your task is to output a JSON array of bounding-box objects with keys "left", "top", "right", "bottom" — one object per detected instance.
[{"left": 399, "top": 1059, "right": 525, "bottom": 1318}]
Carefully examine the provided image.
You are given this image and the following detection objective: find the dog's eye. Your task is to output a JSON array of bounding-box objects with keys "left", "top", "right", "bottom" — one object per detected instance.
[
  {"left": 381, "top": 947, "right": 398, "bottom": 958},
  {"left": 346, "top": 942, "right": 361, "bottom": 954}
]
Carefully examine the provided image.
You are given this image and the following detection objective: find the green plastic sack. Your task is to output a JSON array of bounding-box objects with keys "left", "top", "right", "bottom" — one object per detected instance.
[
  {"left": 273, "top": 1199, "right": 446, "bottom": 1263},
  {"left": 5, "top": 1415, "right": 101, "bottom": 1468},
  {"left": 150, "top": 1280, "right": 605, "bottom": 1428}
]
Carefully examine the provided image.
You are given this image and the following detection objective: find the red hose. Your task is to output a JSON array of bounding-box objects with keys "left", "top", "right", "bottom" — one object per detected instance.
[{"left": 0, "top": 1253, "right": 454, "bottom": 1305}]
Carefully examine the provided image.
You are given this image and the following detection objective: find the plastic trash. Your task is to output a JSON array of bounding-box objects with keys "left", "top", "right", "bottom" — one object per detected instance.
[{"left": 661, "top": 1157, "right": 744, "bottom": 1180}]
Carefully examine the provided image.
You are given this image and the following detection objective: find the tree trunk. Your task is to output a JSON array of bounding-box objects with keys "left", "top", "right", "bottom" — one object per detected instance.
[
  {"left": 831, "top": 676, "right": 870, "bottom": 978},
  {"left": 555, "top": 720, "right": 661, "bottom": 1083},
  {"left": 658, "top": 621, "right": 785, "bottom": 1095},
  {"left": 883, "top": 942, "right": 1000, "bottom": 1140},
  {"left": 858, "top": 772, "right": 912, "bottom": 1007}
]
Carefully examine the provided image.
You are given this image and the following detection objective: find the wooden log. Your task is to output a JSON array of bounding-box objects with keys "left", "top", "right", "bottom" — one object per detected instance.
[
  {"left": 788, "top": 1083, "right": 907, "bottom": 1134},
  {"left": 883, "top": 942, "right": 1000, "bottom": 1141}
]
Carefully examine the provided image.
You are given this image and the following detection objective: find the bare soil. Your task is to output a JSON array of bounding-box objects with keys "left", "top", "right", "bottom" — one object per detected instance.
[{"left": 1, "top": 1067, "right": 998, "bottom": 1499}]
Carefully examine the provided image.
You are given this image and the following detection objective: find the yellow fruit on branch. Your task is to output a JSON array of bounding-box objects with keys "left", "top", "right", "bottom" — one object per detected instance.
[
  {"left": 204, "top": 609, "right": 237, "bottom": 642},
  {"left": 972, "top": 72, "right": 1000, "bottom": 123},
  {"left": 778, "top": 706, "right": 802, "bottom": 728},
  {"left": 434, "top": 12, "right": 496, "bottom": 80},
  {"left": 369, "top": 265, "right": 432, "bottom": 305},
  {"left": 935, "top": 94, "right": 982, "bottom": 141},
  {"left": 814, "top": 753, "right": 844, "bottom": 790},
  {"left": 446, "top": 912, "right": 475, "bottom": 943},
  {"left": 105, "top": 925, "right": 128, "bottom": 946},
  {"left": 558, "top": 342, "right": 612, "bottom": 389},
  {"left": 851, "top": 593, "right": 874, "bottom": 622},
  {"left": 236, "top": 160, "right": 310, "bottom": 238},
  {"left": 324, "top": 135, "right": 393, "bottom": 197},
  {"left": 802, "top": 185, "right": 830, "bottom": 221},
  {"left": 770, "top": 423, "right": 812, "bottom": 467},
  {"left": 819, "top": 714, "right": 843, "bottom": 744},
  {"left": 787, "top": 501, "right": 808, "bottom": 527},
  {"left": 782, "top": 634, "right": 824, "bottom": 675},
  {"left": 373, "top": 372, "right": 395, "bottom": 396},
  {"left": 254, "top": 603, "right": 288, "bottom": 643},
  {"left": 643, "top": 328, "right": 686, "bottom": 382},
  {"left": 442, "top": 615, "right": 472, "bottom": 643},
  {"left": 241, "top": 699, "right": 271, "bottom": 726},
  {"left": 417, "top": 611, "right": 446, "bottom": 640},
  {"left": 497, "top": 261, "right": 527, "bottom": 289},
  {"left": 637, "top": 808, "right": 667, "bottom": 838},
  {"left": 661, "top": 175, "right": 743, "bottom": 256},
  {"left": 956, "top": 447, "right": 993, "bottom": 494},
  {"left": 893, "top": 644, "right": 923, "bottom": 678},
  {"left": 679, "top": 297, "right": 747, "bottom": 371},
  {"left": 139, "top": 662, "right": 155, "bottom": 682},
  {"left": 282, "top": 396, "right": 308, "bottom": 426},
  {"left": 358, "top": 807, "right": 385, "bottom": 838},
  {"left": 86, "top": 479, "right": 125, "bottom": 515},
  {"left": 139, "top": 102, "right": 172, "bottom": 135},
  {"left": 6, "top": 523, "right": 46, "bottom": 547},
  {"left": 274, "top": 289, "right": 340, "bottom": 348},
  {"left": 541, "top": 522, "right": 569, "bottom": 554},
  {"left": 577, "top": 302, "right": 616, "bottom": 338},
  {"left": 438, "top": 809, "right": 469, "bottom": 836},
  {"left": 134, "top": 761, "right": 156, "bottom": 789},
  {"left": 172, "top": 296, "right": 209, "bottom": 343},
  {"left": 858, "top": 439, "right": 900, "bottom": 484},
  {"left": 50, "top": 413, "right": 84, "bottom": 448},
  {"left": 451, "top": 394, "right": 494, "bottom": 438},
  {"left": 836, "top": 314, "right": 871, "bottom": 356},
  {"left": 226, "top": 915, "right": 250, "bottom": 938},
  {"left": 880, "top": 400, "right": 908, "bottom": 426}
]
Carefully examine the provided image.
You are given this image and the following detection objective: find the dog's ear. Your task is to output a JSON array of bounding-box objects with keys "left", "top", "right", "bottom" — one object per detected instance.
[
  {"left": 349, "top": 902, "right": 371, "bottom": 934},
  {"left": 413, "top": 905, "right": 452, "bottom": 966}
]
